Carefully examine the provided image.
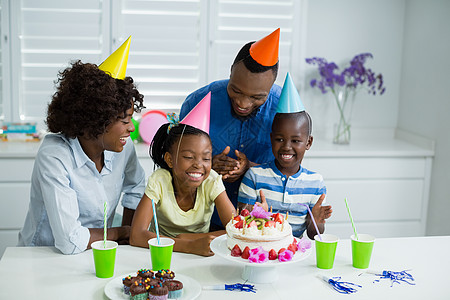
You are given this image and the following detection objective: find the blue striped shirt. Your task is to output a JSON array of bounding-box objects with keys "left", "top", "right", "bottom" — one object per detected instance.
[{"left": 238, "top": 160, "right": 326, "bottom": 237}]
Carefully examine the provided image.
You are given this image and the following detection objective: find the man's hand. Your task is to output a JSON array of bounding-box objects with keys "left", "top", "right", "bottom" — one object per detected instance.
[
  {"left": 212, "top": 146, "right": 239, "bottom": 177},
  {"left": 222, "top": 150, "right": 251, "bottom": 182}
]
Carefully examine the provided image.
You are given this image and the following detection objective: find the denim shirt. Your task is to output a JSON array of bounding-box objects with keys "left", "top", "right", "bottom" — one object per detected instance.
[{"left": 18, "top": 134, "right": 145, "bottom": 254}]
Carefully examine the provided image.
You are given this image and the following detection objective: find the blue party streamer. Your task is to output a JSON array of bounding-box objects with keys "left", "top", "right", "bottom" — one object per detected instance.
[
  {"left": 372, "top": 270, "right": 415, "bottom": 287},
  {"left": 203, "top": 283, "right": 256, "bottom": 293},
  {"left": 225, "top": 283, "right": 256, "bottom": 293},
  {"left": 321, "top": 276, "right": 361, "bottom": 294}
]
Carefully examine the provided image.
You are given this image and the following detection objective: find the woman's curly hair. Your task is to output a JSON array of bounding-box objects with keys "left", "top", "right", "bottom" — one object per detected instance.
[{"left": 46, "top": 60, "right": 145, "bottom": 139}]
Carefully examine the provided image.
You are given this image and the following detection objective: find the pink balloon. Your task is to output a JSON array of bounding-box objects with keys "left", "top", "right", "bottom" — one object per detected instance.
[{"left": 139, "top": 110, "right": 168, "bottom": 144}]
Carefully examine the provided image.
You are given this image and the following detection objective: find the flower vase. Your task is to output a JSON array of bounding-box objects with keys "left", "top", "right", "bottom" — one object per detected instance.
[{"left": 332, "top": 90, "right": 354, "bottom": 145}]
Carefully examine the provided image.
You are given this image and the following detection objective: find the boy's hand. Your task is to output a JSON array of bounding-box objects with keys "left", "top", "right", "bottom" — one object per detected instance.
[
  {"left": 254, "top": 190, "right": 269, "bottom": 212},
  {"left": 213, "top": 146, "right": 240, "bottom": 177},
  {"left": 223, "top": 150, "right": 251, "bottom": 182},
  {"left": 311, "top": 194, "right": 332, "bottom": 224}
]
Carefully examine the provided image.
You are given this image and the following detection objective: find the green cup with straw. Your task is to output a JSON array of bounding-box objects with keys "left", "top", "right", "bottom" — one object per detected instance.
[
  {"left": 345, "top": 198, "right": 375, "bottom": 269},
  {"left": 299, "top": 203, "right": 339, "bottom": 269},
  {"left": 148, "top": 199, "right": 174, "bottom": 270},
  {"left": 91, "top": 201, "right": 118, "bottom": 278}
]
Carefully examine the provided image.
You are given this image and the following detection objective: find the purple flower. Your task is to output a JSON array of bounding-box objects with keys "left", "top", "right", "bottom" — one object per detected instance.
[
  {"left": 248, "top": 247, "right": 269, "bottom": 263},
  {"left": 250, "top": 205, "right": 272, "bottom": 219},
  {"left": 278, "top": 249, "right": 294, "bottom": 262},
  {"left": 297, "top": 237, "right": 312, "bottom": 253},
  {"left": 306, "top": 53, "right": 385, "bottom": 96}
]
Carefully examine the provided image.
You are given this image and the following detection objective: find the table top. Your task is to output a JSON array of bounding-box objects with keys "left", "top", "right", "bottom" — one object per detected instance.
[{"left": 0, "top": 235, "right": 448, "bottom": 299}]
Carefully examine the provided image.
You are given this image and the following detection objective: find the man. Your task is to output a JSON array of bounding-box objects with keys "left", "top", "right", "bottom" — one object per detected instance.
[{"left": 180, "top": 29, "right": 282, "bottom": 230}]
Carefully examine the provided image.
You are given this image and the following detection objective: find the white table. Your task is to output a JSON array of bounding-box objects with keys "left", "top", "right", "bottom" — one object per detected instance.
[{"left": 0, "top": 235, "right": 448, "bottom": 299}]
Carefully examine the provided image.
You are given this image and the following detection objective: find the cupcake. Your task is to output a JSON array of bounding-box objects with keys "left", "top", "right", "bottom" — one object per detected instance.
[
  {"left": 156, "top": 269, "right": 175, "bottom": 281},
  {"left": 148, "top": 282, "right": 169, "bottom": 300},
  {"left": 145, "top": 275, "right": 162, "bottom": 287},
  {"left": 129, "top": 280, "right": 149, "bottom": 300},
  {"left": 163, "top": 280, "right": 183, "bottom": 299},
  {"left": 122, "top": 275, "right": 140, "bottom": 295},
  {"left": 137, "top": 268, "right": 154, "bottom": 279}
]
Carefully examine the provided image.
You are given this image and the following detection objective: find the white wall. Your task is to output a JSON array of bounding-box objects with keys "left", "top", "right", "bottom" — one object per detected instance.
[
  {"left": 300, "top": 0, "right": 405, "bottom": 138},
  {"left": 298, "top": 0, "right": 450, "bottom": 236},
  {"left": 398, "top": 0, "right": 450, "bottom": 235}
]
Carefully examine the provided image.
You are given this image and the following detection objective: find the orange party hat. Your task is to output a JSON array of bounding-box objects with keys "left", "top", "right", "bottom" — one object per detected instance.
[
  {"left": 249, "top": 28, "right": 280, "bottom": 66},
  {"left": 98, "top": 36, "right": 131, "bottom": 80},
  {"left": 180, "top": 92, "right": 211, "bottom": 134}
]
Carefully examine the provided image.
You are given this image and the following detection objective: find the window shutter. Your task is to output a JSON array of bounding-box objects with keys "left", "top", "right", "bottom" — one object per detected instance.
[
  {"left": 10, "top": 0, "right": 105, "bottom": 121},
  {"left": 208, "top": 0, "right": 298, "bottom": 86},
  {"left": 114, "top": 0, "right": 205, "bottom": 111}
]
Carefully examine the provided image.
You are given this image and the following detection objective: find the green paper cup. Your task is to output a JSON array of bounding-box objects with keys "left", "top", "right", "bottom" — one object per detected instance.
[
  {"left": 91, "top": 240, "right": 118, "bottom": 278},
  {"left": 148, "top": 237, "right": 175, "bottom": 271},
  {"left": 315, "top": 234, "right": 339, "bottom": 269},
  {"left": 351, "top": 234, "right": 375, "bottom": 269}
]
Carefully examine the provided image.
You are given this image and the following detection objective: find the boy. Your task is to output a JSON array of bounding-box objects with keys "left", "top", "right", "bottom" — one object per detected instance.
[{"left": 237, "top": 73, "right": 332, "bottom": 239}]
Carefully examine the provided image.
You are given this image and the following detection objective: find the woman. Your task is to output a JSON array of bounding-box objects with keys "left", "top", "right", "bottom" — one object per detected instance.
[{"left": 18, "top": 60, "right": 145, "bottom": 254}]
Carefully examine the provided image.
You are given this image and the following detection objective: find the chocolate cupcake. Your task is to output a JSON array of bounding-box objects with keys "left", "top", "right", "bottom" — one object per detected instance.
[
  {"left": 137, "top": 268, "right": 154, "bottom": 279},
  {"left": 122, "top": 275, "right": 140, "bottom": 295},
  {"left": 148, "top": 282, "right": 169, "bottom": 300},
  {"left": 155, "top": 269, "right": 175, "bottom": 281},
  {"left": 129, "top": 280, "right": 149, "bottom": 300},
  {"left": 144, "top": 275, "right": 162, "bottom": 287},
  {"left": 163, "top": 280, "right": 183, "bottom": 299}
]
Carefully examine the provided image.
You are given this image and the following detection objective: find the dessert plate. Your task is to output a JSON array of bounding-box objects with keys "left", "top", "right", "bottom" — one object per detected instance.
[
  {"left": 210, "top": 234, "right": 311, "bottom": 267},
  {"left": 104, "top": 273, "right": 201, "bottom": 300},
  {"left": 210, "top": 234, "right": 311, "bottom": 283}
]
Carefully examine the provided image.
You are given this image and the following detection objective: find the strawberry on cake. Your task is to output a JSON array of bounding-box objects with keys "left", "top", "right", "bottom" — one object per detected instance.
[{"left": 226, "top": 206, "right": 307, "bottom": 262}]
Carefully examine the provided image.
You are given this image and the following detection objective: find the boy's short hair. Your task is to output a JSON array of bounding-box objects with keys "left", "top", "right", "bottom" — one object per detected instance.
[{"left": 272, "top": 111, "right": 312, "bottom": 136}]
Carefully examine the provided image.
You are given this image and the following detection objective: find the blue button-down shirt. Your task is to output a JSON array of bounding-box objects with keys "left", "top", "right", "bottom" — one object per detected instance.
[
  {"left": 18, "top": 134, "right": 145, "bottom": 254},
  {"left": 180, "top": 79, "right": 281, "bottom": 226}
]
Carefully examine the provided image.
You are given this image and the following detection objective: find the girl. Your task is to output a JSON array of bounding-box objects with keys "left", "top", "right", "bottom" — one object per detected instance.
[{"left": 130, "top": 122, "right": 236, "bottom": 256}]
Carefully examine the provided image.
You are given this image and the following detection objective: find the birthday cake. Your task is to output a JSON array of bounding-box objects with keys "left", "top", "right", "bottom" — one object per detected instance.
[{"left": 226, "top": 206, "right": 302, "bottom": 261}]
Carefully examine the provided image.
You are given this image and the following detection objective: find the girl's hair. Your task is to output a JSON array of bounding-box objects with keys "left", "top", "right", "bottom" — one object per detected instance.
[
  {"left": 46, "top": 60, "right": 145, "bottom": 139},
  {"left": 232, "top": 41, "right": 279, "bottom": 79},
  {"left": 150, "top": 123, "right": 211, "bottom": 170}
]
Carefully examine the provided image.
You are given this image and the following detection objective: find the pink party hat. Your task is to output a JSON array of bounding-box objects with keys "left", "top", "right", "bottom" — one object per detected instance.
[
  {"left": 276, "top": 72, "right": 305, "bottom": 113},
  {"left": 180, "top": 92, "right": 211, "bottom": 134}
]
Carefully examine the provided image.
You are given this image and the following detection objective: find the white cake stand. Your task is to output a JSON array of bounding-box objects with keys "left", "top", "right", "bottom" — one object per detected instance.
[{"left": 210, "top": 234, "right": 311, "bottom": 284}]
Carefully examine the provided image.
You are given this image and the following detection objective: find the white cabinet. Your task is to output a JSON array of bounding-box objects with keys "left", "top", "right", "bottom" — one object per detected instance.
[
  {"left": 0, "top": 133, "right": 434, "bottom": 257},
  {"left": 301, "top": 133, "right": 434, "bottom": 239}
]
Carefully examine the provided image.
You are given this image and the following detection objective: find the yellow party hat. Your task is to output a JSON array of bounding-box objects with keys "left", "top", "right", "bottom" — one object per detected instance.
[{"left": 98, "top": 36, "right": 131, "bottom": 80}]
